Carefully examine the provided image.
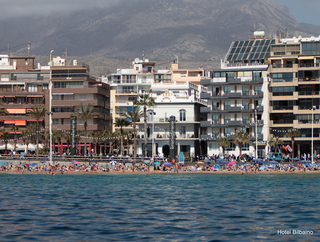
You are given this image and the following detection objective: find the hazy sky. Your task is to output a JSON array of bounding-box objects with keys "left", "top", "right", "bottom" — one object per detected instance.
[
  {"left": 274, "top": 0, "right": 320, "bottom": 25},
  {"left": 0, "top": 0, "right": 320, "bottom": 25}
]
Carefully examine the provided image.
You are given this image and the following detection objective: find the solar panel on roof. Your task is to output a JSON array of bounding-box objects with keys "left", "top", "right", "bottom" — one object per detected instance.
[{"left": 225, "top": 38, "right": 274, "bottom": 61}]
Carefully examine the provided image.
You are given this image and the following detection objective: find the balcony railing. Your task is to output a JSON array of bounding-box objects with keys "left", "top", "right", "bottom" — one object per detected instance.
[{"left": 298, "top": 63, "right": 320, "bottom": 68}]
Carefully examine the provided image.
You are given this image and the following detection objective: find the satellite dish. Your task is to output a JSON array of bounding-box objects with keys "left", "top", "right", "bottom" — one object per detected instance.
[{"left": 134, "top": 58, "right": 139, "bottom": 64}]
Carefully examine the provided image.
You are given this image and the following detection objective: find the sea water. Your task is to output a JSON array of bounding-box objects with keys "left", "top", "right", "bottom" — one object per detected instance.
[{"left": 0, "top": 173, "right": 319, "bottom": 241}]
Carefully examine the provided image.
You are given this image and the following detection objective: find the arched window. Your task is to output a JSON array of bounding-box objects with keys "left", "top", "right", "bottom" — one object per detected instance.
[
  {"left": 147, "top": 109, "right": 154, "bottom": 121},
  {"left": 179, "top": 109, "right": 186, "bottom": 121}
]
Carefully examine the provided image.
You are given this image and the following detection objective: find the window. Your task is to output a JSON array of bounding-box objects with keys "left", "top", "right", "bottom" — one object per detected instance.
[
  {"left": 224, "top": 86, "right": 231, "bottom": 94},
  {"left": 1, "top": 73, "right": 9, "bottom": 81},
  {"left": 226, "top": 142, "right": 236, "bottom": 151},
  {"left": 242, "top": 143, "right": 249, "bottom": 151},
  {"left": 52, "top": 119, "right": 59, "bottom": 124},
  {"left": 224, "top": 128, "right": 231, "bottom": 136},
  {"left": 209, "top": 142, "right": 219, "bottom": 151},
  {"left": 179, "top": 109, "right": 186, "bottom": 121},
  {"left": 179, "top": 126, "right": 186, "bottom": 138},
  {"left": 253, "top": 72, "right": 261, "bottom": 81},
  {"left": 224, "top": 101, "right": 231, "bottom": 110},
  {"left": 28, "top": 85, "right": 38, "bottom": 92},
  {"left": 212, "top": 130, "right": 219, "bottom": 139},
  {"left": 224, "top": 116, "right": 231, "bottom": 124},
  {"left": 147, "top": 109, "right": 154, "bottom": 121},
  {"left": 271, "top": 73, "right": 293, "bottom": 82},
  {"left": 272, "top": 86, "right": 295, "bottom": 96},
  {"left": 212, "top": 115, "right": 219, "bottom": 124}
]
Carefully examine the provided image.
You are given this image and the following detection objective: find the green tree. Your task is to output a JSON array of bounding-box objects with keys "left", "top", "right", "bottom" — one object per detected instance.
[
  {"left": 28, "top": 106, "right": 47, "bottom": 156},
  {"left": 135, "top": 94, "right": 156, "bottom": 157},
  {"left": 218, "top": 137, "right": 230, "bottom": 156},
  {"left": 234, "top": 130, "right": 249, "bottom": 156},
  {"left": 73, "top": 103, "right": 101, "bottom": 156},
  {"left": 286, "top": 128, "right": 300, "bottom": 158},
  {"left": 122, "top": 104, "right": 143, "bottom": 157},
  {"left": 269, "top": 137, "right": 284, "bottom": 153},
  {"left": 114, "top": 119, "right": 131, "bottom": 156}
]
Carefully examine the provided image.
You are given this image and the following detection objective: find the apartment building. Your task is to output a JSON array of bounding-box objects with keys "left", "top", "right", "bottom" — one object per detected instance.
[
  {"left": 268, "top": 36, "right": 320, "bottom": 158},
  {"left": 0, "top": 55, "right": 50, "bottom": 144},
  {"left": 51, "top": 58, "right": 111, "bottom": 154},
  {"left": 107, "top": 58, "right": 159, "bottom": 132},
  {"left": 200, "top": 33, "right": 273, "bottom": 158}
]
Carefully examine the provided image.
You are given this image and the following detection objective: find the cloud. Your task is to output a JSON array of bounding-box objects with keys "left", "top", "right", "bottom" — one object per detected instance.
[{"left": 0, "top": 0, "right": 121, "bottom": 19}]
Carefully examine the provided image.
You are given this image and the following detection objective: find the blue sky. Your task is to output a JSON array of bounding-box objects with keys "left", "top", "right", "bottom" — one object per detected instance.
[{"left": 274, "top": 0, "right": 320, "bottom": 25}]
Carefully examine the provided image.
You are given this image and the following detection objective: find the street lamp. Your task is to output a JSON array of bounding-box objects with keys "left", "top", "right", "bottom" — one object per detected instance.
[
  {"left": 253, "top": 106, "right": 259, "bottom": 158},
  {"left": 152, "top": 108, "right": 156, "bottom": 158},
  {"left": 311, "top": 105, "right": 316, "bottom": 163},
  {"left": 49, "top": 50, "right": 54, "bottom": 165}
]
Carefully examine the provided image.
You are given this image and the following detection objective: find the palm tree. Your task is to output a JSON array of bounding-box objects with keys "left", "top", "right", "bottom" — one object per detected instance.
[
  {"left": 114, "top": 119, "right": 131, "bottom": 156},
  {"left": 21, "top": 129, "right": 30, "bottom": 154},
  {"left": 0, "top": 129, "right": 10, "bottom": 154},
  {"left": 123, "top": 130, "right": 133, "bottom": 155},
  {"left": 234, "top": 130, "right": 249, "bottom": 156},
  {"left": 218, "top": 137, "right": 230, "bottom": 156},
  {"left": 135, "top": 94, "right": 156, "bottom": 157},
  {"left": 122, "top": 104, "right": 143, "bottom": 157},
  {"left": 28, "top": 106, "right": 47, "bottom": 156},
  {"left": 73, "top": 103, "right": 101, "bottom": 156},
  {"left": 286, "top": 128, "right": 300, "bottom": 158},
  {"left": 11, "top": 126, "right": 19, "bottom": 153},
  {"left": 269, "top": 137, "right": 284, "bottom": 153}
]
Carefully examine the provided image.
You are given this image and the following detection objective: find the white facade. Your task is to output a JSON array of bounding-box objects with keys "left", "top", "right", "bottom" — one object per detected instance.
[{"left": 137, "top": 84, "right": 206, "bottom": 158}]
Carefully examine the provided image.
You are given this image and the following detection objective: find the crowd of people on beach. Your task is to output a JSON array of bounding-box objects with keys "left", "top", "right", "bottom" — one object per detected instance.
[{"left": 0, "top": 158, "right": 319, "bottom": 174}]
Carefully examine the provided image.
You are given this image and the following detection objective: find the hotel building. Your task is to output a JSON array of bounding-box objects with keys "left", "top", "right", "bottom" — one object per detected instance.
[{"left": 200, "top": 32, "right": 274, "bottom": 157}]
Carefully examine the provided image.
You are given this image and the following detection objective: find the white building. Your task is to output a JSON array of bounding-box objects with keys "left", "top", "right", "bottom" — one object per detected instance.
[{"left": 137, "top": 82, "right": 207, "bottom": 159}]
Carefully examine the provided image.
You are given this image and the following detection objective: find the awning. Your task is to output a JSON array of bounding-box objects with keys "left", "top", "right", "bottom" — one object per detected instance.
[
  {"left": 9, "top": 132, "right": 22, "bottom": 134},
  {"left": 27, "top": 95, "right": 43, "bottom": 98},
  {"left": 6, "top": 108, "right": 26, "bottom": 114},
  {"left": 4, "top": 120, "right": 15, "bottom": 124},
  {"left": 27, "top": 120, "right": 43, "bottom": 122},
  {"left": 4, "top": 96, "right": 15, "bottom": 98},
  {"left": 15, "top": 120, "right": 26, "bottom": 126}
]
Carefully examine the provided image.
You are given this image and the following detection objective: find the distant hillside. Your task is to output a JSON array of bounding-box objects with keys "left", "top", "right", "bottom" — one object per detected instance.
[{"left": 1, "top": 0, "right": 320, "bottom": 75}]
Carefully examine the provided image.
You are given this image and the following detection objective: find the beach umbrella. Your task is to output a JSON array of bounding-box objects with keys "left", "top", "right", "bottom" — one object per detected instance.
[
  {"left": 0, "top": 162, "right": 6, "bottom": 165},
  {"left": 24, "top": 163, "right": 29, "bottom": 166},
  {"left": 110, "top": 161, "right": 117, "bottom": 166},
  {"left": 204, "top": 160, "right": 212, "bottom": 163},
  {"left": 154, "top": 162, "right": 161, "bottom": 165},
  {"left": 228, "top": 161, "right": 236, "bottom": 166},
  {"left": 253, "top": 158, "right": 263, "bottom": 162},
  {"left": 163, "top": 162, "right": 172, "bottom": 166},
  {"left": 73, "top": 162, "right": 81, "bottom": 165},
  {"left": 216, "top": 158, "right": 228, "bottom": 163},
  {"left": 290, "top": 158, "right": 300, "bottom": 162},
  {"left": 71, "top": 161, "right": 78, "bottom": 164},
  {"left": 299, "top": 160, "right": 311, "bottom": 163},
  {"left": 31, "top": 163, "right": 38, "bottom": 166},
  {"left": 40, "top": 160, "right": 47, "bottom": 163},
  {"left": 268, "top": 160, "right": 279, "bottom": 164}
]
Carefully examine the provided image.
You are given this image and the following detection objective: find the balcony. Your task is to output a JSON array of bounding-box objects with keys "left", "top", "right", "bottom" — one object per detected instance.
[
  {"left": 201, "top": 134, "right": 211, "bottom": 140},
  {"left": 200, "top": 107, "right": 212, "bottom": 113},
  {"left": 227, "top": 106, "right": 242, "bottom": 112},
  {"left": 200, "top": 121, "right": 211, "bottom": 128},
  {"left": 200, "top": 92, "right": 211, "bottom": 99},
  {"left": 250, "top": 134, "right": 264, "bottom": 141},
  {"left": 200, "top": 78, "right": 211, "bottom": 86},
  {"left": 227, "top": 78, "right": 241, "bottom": 84},
  {"left": 227, "top": 92, "right": 242, "bottom": 98},
  {"left": 298, "top": 63, "right": 320, "bottom": 68},
  {"left": 242, "top": 78, "right": 263, "bottom": 85},
  {"left": 228, "top": 120, "right": 242, "bottom": 126}
]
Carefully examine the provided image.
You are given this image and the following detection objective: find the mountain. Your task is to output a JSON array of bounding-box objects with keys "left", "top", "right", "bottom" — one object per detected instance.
[{"left": 1, "top": 0, "right": 320, "bottom": 69}]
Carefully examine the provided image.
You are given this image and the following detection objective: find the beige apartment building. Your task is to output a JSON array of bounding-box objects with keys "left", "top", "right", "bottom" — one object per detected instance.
[{"left": 268, "top": 36, "right": 320, "bottom": 158}]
